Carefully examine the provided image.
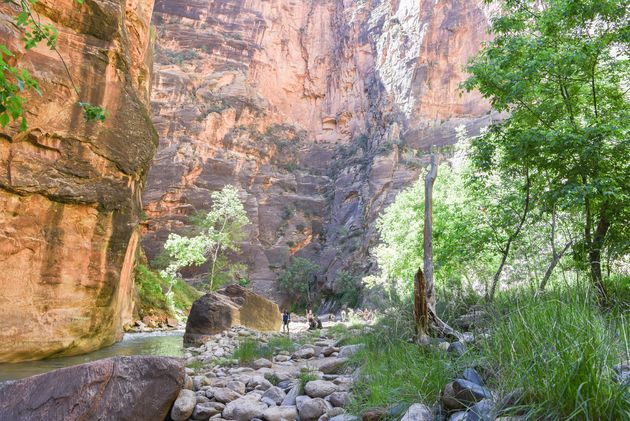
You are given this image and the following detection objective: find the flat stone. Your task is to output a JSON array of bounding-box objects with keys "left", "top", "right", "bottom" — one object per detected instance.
[
  {"left": 338, "top": 344, "right": 365, "bottom": 358},
  {"left": 305, "top": 380, "right": 338, "bottom": 398},
  {"left": 319, "top": 358, "right": 349, "bottom": 374},
  {"left": 262, "top": 405, "right": 299, "bottom": 421},
  {"left": 253, "top": 358, "right": 273, "bottom": 369}
]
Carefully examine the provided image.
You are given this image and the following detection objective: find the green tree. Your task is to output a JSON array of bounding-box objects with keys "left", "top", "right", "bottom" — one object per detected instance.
[
  {"left": 162, "top": 185, "right": 250, "bottom": 290},
  {"left": 463, "top": 0, "right": 629, "bottom": 302},
  {"left": 1, "top": 0, "right": 105, "bottom": 130},
  {"left": 278, "top": 257, "right": 320, "bottom": 309},
  {"left": 370, "top": 158, "right": 494, "bottom": 301}
]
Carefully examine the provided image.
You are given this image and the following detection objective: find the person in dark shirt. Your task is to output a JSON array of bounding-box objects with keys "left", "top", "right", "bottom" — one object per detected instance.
[{"left": 282, "top": 309, "right": 291, "bottom": 333}]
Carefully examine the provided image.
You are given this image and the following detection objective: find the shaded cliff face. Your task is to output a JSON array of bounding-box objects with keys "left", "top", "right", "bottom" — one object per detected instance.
[
  {"left": 143, "top": 0, "right": 494, "bottom": 300},
  {"left": 0, "top": 0, "right": 156, "bottom": 362}
]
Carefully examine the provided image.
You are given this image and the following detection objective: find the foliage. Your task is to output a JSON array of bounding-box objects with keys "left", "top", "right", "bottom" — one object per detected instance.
[
  {"left": 162, "top": 185, "right": 250, "bottom": 290},
  {"left": 1, "top": 0, "right": 106, "bottom": 130},
  {"left": 347, "top": 283, "right": 629, "bottom": 417},
  {"left": 232, "top": 338, "right": 272, "bottom": 363},
  {"left": 298, "top": 370, "right": 320, "bottom": 391},
  {"left": 277, "top": 257, "right": 320, "bottom": 309},
  {"left": 134, "top": 264, "right": 201, "bottom": 317},
  {"left": 369, "top": 156, "right": 494, "bottom": 301},
  {"left": 135, "top": 264, "right": 172, "bottom": 317},
  {"left": 347, "top": 328, "right": 472, "bottom": 412},
  {"left": 463, "top": 0, "right": 630, "bottom": 300},
  {"left": 483, "top": 286, "right": 629, "bottom": 419},
  {"left": 335, "top": 271, "right": 360, "bottom": 308},
  {"left": 267, "top": 336, "right": 298, "bottom": 353}
]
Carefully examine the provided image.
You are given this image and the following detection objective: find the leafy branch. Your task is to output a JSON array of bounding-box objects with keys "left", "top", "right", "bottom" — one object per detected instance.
[{"left": 0, "top": 0, "right": 106, "bottom": 130}]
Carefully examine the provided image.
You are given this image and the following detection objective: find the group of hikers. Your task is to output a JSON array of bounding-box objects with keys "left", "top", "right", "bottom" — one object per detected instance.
[{"left": 280, "top": 306, "right": 374, "bottom": 334}]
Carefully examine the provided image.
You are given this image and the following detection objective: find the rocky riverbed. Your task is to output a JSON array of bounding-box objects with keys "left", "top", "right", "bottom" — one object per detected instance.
[{"left": 172, "top": 324, "right": 364, "bottom": 421}]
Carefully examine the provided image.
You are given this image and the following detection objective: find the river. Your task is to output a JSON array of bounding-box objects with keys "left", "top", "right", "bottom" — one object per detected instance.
[{"left": 0, "top": 331, "right": 185, "bottom": 382}]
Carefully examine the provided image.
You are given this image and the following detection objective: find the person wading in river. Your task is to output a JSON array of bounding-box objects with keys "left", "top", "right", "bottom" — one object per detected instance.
[{"left": 282, "top": 309, "right": 291, "bottom": 334}]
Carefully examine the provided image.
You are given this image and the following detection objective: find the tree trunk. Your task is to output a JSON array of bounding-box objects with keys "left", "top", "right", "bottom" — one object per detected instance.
[
  {"left": 538, "top": 240, "right": 572, "bottom": 293},
  {"left": 589, "top": 212, "right": 610, "bottom": 303},
  {"left": 487, "top": 170, "right": 531, "bottom": 302},
  {"left": 415, "top": 151, "right": 437, "bottom": 338}
]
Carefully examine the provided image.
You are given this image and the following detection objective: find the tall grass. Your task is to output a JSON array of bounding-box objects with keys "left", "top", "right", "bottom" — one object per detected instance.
[
  {"left": 484, "top": 287, "right": 629, "bottom": 419},
  {"left": 345, "top": 282, "right": 629, "bottom": 418}
]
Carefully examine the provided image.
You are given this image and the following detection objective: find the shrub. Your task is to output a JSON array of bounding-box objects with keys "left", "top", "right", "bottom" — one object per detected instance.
[{"left": 277, "top": 257, "right": 320, "bottom": 309}]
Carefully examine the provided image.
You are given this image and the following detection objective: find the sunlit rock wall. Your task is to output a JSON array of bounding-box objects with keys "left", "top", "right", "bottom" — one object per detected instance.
[
  {"left": 0, "top": 0, "right": 157, "bottom": 362},
  {"left": 143, "top": 0, "right": 495, "bottom": 301}
]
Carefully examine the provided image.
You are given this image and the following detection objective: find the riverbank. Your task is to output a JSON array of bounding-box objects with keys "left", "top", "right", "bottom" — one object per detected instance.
[{"left": 0, "top": 331, "right": 185, "bottom": 382}]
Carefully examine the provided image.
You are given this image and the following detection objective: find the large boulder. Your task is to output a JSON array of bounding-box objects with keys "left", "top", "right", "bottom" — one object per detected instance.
[
  {"left": 184, "top": 285, "right": 281, "bottom": 344},
  {"left": 0, "top": 356, "right": 184, "bottom": 421}
]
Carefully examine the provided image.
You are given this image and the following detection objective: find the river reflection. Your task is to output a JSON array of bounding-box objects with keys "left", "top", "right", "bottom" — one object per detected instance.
[{"left": 0, "top": 331, "right": 185, "bottom": 382}]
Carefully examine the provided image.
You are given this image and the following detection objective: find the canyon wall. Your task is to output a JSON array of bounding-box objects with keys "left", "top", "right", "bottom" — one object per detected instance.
[
  {"left": 0, "top": 0, "right": 156, "bottom": 362},
  {"left": 142, "top": 0, "right": 496, "bottom": 301}
]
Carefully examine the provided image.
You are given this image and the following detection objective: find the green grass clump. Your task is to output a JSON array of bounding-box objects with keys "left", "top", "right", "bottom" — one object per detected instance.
[
  {"left": 135, "top": 264, "right": 172, "bottom": 317},
  {"left": 186, "top": 360, "right": 204, "bottom": 372},
  {"left": 232, "top": 339, "right": 273, "bottom": 364},
  {"left": 267, "top": 336, "right": 298, "bottom": 353},
  {"left": 347, "top": 334, "right": 472, "bottom": 412},
  {"left": 483, "top": 288, "right": 629, "bottom": 419},
  {"left": 298, "top": 370, "right": 320, "bottom": 391},
  {"left": 327, "top": 323, "right": 349, "bottom": 338},
  {"left": 171, "top": 277, "right": 203, "bottom": 311},
  {"left": 134, "top": 264, "right": 202, "bottom": 317}
]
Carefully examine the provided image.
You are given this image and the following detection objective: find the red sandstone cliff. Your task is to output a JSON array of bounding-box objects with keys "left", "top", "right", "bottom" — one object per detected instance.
[
  {"left": 142, "top": 0, "right": 495, "bottom": 301},
  {"left": 0, "top": 0, "right": 156, "bottom": 362}
]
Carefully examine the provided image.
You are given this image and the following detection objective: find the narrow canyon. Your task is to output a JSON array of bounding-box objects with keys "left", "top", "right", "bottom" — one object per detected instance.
[{"left": 0, "top": 0, "right": 493, "bottom": 361}]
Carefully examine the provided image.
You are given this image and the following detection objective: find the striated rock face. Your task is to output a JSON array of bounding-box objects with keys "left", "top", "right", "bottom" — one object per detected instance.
[
  {"left": 142, "top": 0, "right": 496, "bottom": 301},
  {"left": 0, "top": 0, "right": 157, "bottom": 362},
  {"left": 0, "top": 356, "right": 184, "bottom": 421},
  {"left": 184, "top": 284, "right": 281, "bottom": 345}
]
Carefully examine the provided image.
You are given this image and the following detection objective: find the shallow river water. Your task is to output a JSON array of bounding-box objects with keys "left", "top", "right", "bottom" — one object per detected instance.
[{"left": 0, "top": 331, "right": 185, "bottom": 382}]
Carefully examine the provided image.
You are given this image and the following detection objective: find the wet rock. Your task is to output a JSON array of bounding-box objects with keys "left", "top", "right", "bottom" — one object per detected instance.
[
  {"left": 171, "top": 389, "right": 197, "bottom": 421},
  {"left": 0, "top": 356, "right": 184, "bottom": 421},
  {"left": 400, "top": 403, "right": 433, "bottom": 421},
  {"left": 305, "top": 380, "right": 338, "bottom": 398}
]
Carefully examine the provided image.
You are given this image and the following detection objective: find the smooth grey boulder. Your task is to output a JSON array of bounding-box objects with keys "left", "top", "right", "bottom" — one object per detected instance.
[
  {"left": 304, "top": 380, "right": 337, "bottom": 398},
  {"left": 299, "top": 397, "right": 332, "bottom": 421}
]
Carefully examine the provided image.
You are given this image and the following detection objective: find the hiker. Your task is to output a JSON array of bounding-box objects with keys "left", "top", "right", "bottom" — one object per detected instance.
[
  {"left": 307, "top": 309, "right": 317, "bottom": 330},
  {"left": 282, "top": 309, "right": 291, "bottom": 334},
  {"left": 340, "top": 306, "right": 347, "bottom": 322}
]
